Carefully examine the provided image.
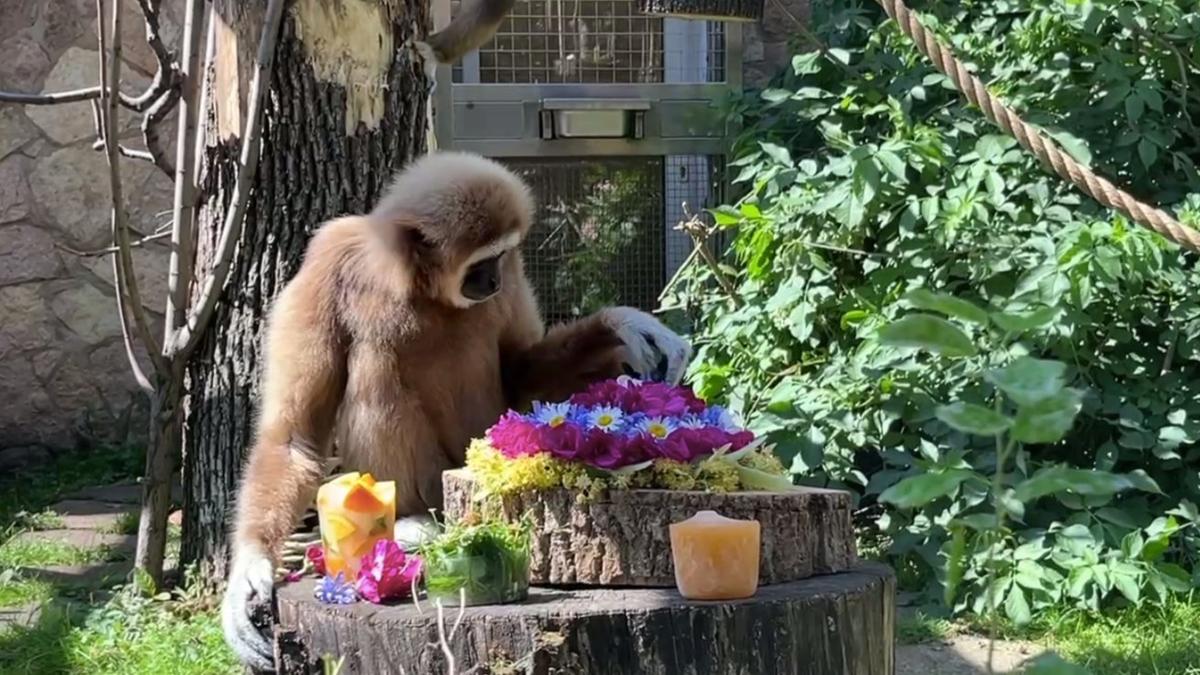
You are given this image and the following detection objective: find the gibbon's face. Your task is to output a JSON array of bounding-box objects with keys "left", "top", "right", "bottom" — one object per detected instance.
[{"left": 442, "top": 230, "right": 523, "bottom": 308}]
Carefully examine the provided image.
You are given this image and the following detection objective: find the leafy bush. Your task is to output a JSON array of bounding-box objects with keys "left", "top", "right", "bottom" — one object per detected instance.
[{"left": 666, "top": 0, "right": 1200, "bottom": 616}]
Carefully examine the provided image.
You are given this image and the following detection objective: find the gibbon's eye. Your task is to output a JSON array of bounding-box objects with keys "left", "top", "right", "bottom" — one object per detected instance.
[{"left": 461, "top": 252, "right": 503, "bottom": 301}]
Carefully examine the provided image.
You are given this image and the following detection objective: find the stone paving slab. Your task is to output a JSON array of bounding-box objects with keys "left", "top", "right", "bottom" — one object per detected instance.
[
  {"left": 8, "top": 529, "right": 135, "bottom": 554},
  {"left": 29, "top": 561, "right": 132, "bottom": 590},
  {"left": 46, "top": 499, "right": 134, "bottom": 530},
  {"left": 63, "top": 482, "right": 140, "bottom": 504}
]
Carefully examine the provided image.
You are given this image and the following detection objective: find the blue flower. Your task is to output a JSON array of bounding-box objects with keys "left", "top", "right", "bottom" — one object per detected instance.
[
  {"left": 586, "top": 405, "right": 625, "bottom": 432},
  {"left": 314, "top": 573, "right": 358, "bottom": 604},
  {"left": 619, "top": 412, "right": 648, "bottom": 437},
  {"left": 532, "top": 401, "right": 575, "bottom": 428},
  {"left": 636, "top": 416, "right": 678, "bottom": 440},
  {"left": 701, "top": 405, "right": 739, "bottom": 432},
  {"left": 679, "top": 414, "right": 707, "bottom": 430}
]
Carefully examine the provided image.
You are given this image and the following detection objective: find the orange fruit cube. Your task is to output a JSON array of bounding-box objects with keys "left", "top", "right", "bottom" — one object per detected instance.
[{"left": 343, "top": 482, "right": 386, "bottom": 513}]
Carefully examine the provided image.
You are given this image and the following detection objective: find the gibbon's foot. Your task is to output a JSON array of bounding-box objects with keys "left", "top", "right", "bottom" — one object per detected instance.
[
  {"left": 394, "top": 514, "right": 440, "bottom": 551},
  {"left": 221, "top": 549, "right": 277, "bottom": 672},
  {"left": 601, "top": 307, "right": 692, "bottom": 385}
]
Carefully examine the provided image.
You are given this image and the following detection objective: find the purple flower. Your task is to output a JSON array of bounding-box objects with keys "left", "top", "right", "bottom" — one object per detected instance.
[
  {"left": 488, "top": 412, "right": 543, "bottom": 458},
  {"left": 570, "top": 380, "right": 628, "bottom": 408},
  {"left": 356, "top": 539, "right": 423, "bottom": 603},
  {"left": 314, "top": 573, "right": 358, "bottom": 604},
  {"left": 633, "top": 382, "right": 706, "bottom": 417},
  {"left": 539, "top": 421, "right": 586, "bottom": 460},
  {"left": 307, "top": 544, "right": 327, "bottom": 576},
  {"left": 579, "top": 429, "right": 628, "bottom": 469}
]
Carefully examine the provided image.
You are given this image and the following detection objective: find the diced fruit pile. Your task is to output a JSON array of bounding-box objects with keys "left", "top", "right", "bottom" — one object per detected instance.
[{"left": 316, "top": 472, "right": 396, "bottom": 579}]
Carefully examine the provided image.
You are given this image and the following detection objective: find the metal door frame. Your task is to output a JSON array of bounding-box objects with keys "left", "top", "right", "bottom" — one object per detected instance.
[{"left": 431, "top": 0, "right": 742, "bottom": 157}]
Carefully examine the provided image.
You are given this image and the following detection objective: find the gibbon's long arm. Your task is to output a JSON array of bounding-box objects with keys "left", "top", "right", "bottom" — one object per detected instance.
[
  {"left": 499, "top": 260, "right": 691, "bottom": 408},
  {"left": 222, "top": 247, "right": 348, "bottom": 672},
  {"left": 423, "top": 0, "right": 518, "bottom": 64}
]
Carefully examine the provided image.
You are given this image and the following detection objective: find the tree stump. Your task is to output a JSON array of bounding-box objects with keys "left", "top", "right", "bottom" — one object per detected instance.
[
  {"left": 443, "top": 469, "right": 858, "bottom": 587},
  {"left": 274, "top": 563, "right": 896, "bottom": 674}
]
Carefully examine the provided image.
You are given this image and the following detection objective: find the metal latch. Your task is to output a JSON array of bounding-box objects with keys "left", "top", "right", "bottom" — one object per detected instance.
[{"left": 539, "top": 98, "right": 651, "bottom": 140}]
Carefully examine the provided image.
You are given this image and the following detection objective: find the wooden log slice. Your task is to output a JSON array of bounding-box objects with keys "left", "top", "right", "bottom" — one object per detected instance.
[
  {"left": 637, "top": 0, "right": 763, "bottom": 22},
  {"left": 442, "top": 469, "right": 858, "bottom": 587},
  {"left": 274, "top": 563, "right": 896, "bottom": 675}
]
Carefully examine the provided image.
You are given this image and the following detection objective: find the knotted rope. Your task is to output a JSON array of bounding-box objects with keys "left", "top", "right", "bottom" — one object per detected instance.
[{"left": 876, "top": 0, "right": 1200, "bottom": 251}]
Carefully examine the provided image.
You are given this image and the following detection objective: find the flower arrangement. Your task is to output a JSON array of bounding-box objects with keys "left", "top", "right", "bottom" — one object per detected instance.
[
  {"left": 467, "top": 377, "right": 794, "bottom": 497},
  {"left": 305, "top": 538, "right": 423, "bottom": 606}
]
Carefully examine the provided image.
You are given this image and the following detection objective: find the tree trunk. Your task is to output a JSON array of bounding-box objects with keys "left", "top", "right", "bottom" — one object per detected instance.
[
  {"left": 136, "top": 375, "right": 182, "bottom": 586},
  {"left": 181, "top": 0, "right": 431, "bottom": 573},
  {"left": 273, "top": 563, "right": 897, "bottom": 674}
]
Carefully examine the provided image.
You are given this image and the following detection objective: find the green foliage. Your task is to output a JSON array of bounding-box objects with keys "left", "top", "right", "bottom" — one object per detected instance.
[{"left": 666, "top": 0, "right": 1200, "bottom": 621}]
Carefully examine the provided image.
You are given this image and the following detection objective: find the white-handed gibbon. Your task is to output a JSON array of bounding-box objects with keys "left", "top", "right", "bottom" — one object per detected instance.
[{"left": 221, "top": 151, "right": 692, "bottom": 670}]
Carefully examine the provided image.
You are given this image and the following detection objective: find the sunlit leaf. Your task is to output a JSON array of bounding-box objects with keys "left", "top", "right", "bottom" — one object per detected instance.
[
  {"left": 1014, "top": 466, "right": 1133, "bottom": 502},
  {"left": 903, "top": 289, "right": 989, "bottom": 325},
  {"left": 878, "top": 314, "right": 977, "bottom": 357},
  {"left": 1011, "top": 388, "right": 1084, "bottom": 443},
  {"left": 936, "top": 402, "right": 1012, "bottom": 436},
  {"left": 986, "top": 357, "right": 1067, "bottom": 406},
  {"left": 990, "top": 305, "right": 1061, "bottom": 334},
  {"left": 879, "top": 469, "right": 974, "bottom": 509}
]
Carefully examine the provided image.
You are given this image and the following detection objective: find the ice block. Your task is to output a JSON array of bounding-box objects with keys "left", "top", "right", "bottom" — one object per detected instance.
[
  {"left": 317, "top": 472, "right": 396, "bottom": 580},
  {"left": 668, "top": 510, "right": 760, "bottom": 600}
]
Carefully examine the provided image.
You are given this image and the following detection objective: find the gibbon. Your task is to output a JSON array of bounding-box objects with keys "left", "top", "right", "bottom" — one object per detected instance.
[
  {"left": 221, "top": 151, "right": 692, "bottom": 671},
  {"left": 417, "top": 0, "right": 517, "bottom": 65}
]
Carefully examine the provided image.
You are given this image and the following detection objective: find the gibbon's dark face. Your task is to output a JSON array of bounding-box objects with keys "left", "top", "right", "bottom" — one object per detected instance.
[{"left": 461, "top": 251, "right": 503, "bottom": 301}]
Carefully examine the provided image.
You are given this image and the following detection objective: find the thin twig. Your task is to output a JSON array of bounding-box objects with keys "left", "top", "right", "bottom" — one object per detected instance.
[
  {"left": 164, "top": 0, "right": 208, "bottom": 348},
  {"left": 91, "top": 137, "right": 156, "bottom": 162},
  {"left": 96, "top": 0, "right": 155, "bottom": 393},
  {"left": 677, "top": 203, "right": 743, "bottom": 307},
  {"left": 56, "top": 229, "right": 173, "bottom": 257},
  {"left": 433, "top": 589, "right": 468, "bottom": 675},
  {"left": 171, "top": 0, "right": 287, "bottom": 359}
]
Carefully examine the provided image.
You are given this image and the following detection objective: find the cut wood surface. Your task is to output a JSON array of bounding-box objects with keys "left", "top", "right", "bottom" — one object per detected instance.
[
  {"left": 274, "top": 563, "right": 896, "bottom": 675},
  {"left": 443, "top": 469, "right": 858, "bottom": 587}
]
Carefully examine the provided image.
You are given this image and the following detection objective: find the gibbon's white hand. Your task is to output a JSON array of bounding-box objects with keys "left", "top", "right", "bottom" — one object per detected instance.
[
  {"left": 601, "top": 307, "right": 692, "bottom": 385},
  {"left": 221, "top": 550, "right": 276, "bottom": 672}
]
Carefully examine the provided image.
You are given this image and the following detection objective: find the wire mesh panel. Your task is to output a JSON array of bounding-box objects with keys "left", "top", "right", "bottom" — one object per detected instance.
[
  {"left": 502, "top": 156, "right": 724, "bottom": 321},
  {"left": 450, "top": 0, "right": 725, "bottom": 84}
]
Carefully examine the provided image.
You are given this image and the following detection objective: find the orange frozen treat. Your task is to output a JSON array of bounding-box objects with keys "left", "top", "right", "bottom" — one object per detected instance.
[{"left": 317, "top": 472, "right": 396, "bottom": 580}]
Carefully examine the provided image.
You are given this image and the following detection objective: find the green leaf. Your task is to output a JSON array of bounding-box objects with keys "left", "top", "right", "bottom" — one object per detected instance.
[
  {"left": 1137, "top": 138, "right": 1158, "bottom": 168},
  {"left": 759, "top": 142, "right": 792, "bottom": 166},
  {"left": 903, "top": 289, "right": 989, "bottom": 325},
  {"left": 791, "top": 52, "right": 822, "bottom": 75},
  {"left": 879, "top": 469, "right": 974, "bottom": 509},
  {"left": 876, "top": 150, "right": 907, "bottom": 181},
  {"left": 878, "top": 314, "right": 977, "bottom": 357},
  {"left": 736, "top": 465, "right": 801, "bottom": 492},
  {"left": 1112, "top": 572, "right": 1141, "bottom": 604},
  {"left": 602, "top": 460, "right": 654, "bottom": 476},
  {"left": 986, "top": 357, "right": 1067, "bottom": 406},
  {"left": 990, "top": 305, "right": 1061, "bottom": 334},
  {"left": 936, "top": 403, "right": 1012, "bottom": 436},
  {"left": 1011, "top": 388, "right": 1084, "bottom": 444},
  {"left": 1005, "top": 585, "right": 1032, "bottom": 625},
  {"left": 1014, "top": 466, "right": 1132, "bottom": 502},
  {"left": 944, "top": 526, "right": 967, "bottom": 606}
]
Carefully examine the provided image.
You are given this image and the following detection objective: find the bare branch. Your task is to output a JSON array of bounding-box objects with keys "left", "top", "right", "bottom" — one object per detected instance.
[
  {"left": 91, "top": 136, "right": 156, "bottom": 162},
  {"left": 97, "top": 0, "right": 166, "bottom": 378},
  {"left": 0, "top": 87, "right": 110, "bottom": 105},
  {"left": 164, "top": 0, "right": 209, "bottom": 347},
  {"left": 141, "top": 86, "right": 179, "bottom": 176},
  {"left": 56, "top": 229, "right": 173, "bottom": 257},
  {"left": 171, "top": 0, "right": 288, "bottom": 359}
]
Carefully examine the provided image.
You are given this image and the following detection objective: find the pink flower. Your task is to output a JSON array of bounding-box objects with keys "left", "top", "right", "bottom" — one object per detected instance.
[
  {"left": 578, "top": 429, "right": 627, "bottom": 469},
  {"left": 634, "top": 382, "right": 706, "bottom": 417},
  {"left": 669, "top": 427, "right": 731, "bottom": 460},
  {"left": 355, "top": 539, "right": 423, "bottom": 604},
  {"left": 570, "top": 380, "right": 628, "bottom": 408},
  {"left": 488, "top": 412, "right": 543, "bottom": 458},
  {"left": 307, "top": 544, "right": 327, "bottom": 576},
  {"left": 727, "top": 430, "right": 756, "bottom": 451},
  {"left": 539, "top": 422, "right": 585, "bottom": 460}
]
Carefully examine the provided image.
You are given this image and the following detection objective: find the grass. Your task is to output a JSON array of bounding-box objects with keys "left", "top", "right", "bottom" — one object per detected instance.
[
  {"left": 0, "top": 595, "right": 239, "bottom": 675},
  {"left": 99, "top": 512, "right": 139, "bottom": 536},
  {"left": 0, "top": 574, "right": 54, "bottom": 609},
  {"left": 897, "top": 609, "right": 956, "bottom": 644},
  {"left": 0, "top": 539, "right": 123, "bottom": 569},
  {"left": 1041, "top": 599, "right": 1200, "bottom": 675},
  {"left": 0, "top": 446, "right": 140, "bottom": 530}
]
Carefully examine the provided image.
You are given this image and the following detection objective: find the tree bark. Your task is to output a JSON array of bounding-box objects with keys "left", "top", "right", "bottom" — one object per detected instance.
[
  {"left": 136, "top": 375, "right": 182, "bottom": 584},
  {"left": 444, "top": 469, "right": 859, "bottom": 587},
  {"left": 273, "top": 563, "right": 896, "bottom": 674},
  {"left": 181, "top": 0, "right": 431, "bottom": 573}
]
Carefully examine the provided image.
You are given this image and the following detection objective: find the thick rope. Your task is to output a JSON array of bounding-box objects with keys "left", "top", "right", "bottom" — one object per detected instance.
[{"left": 876, "top": 0, "right": 1200, "bottom": 252}]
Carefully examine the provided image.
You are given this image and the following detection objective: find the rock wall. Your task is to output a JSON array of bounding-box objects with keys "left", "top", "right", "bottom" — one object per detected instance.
[
  {"left": 741, "top": 0, "right": 811, "bottom": 88},
  {"left": 0, "top": 0, "right": 180, "bottom": 467}
]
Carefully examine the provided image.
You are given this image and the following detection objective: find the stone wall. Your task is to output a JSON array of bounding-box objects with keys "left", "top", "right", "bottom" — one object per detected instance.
[
  {"left": 741, "top": 0, "right": 811, "bottom": 89},
  {"left": 0, "top": 0, "right": 180, "bottom": 467}
]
